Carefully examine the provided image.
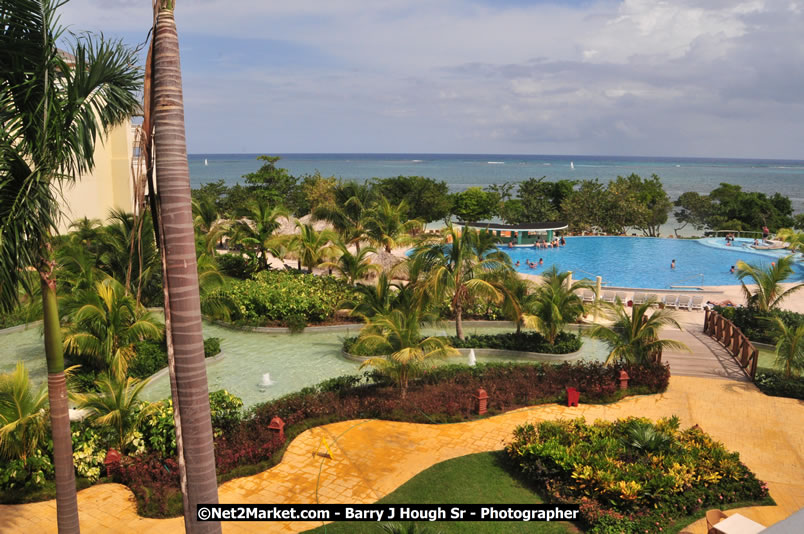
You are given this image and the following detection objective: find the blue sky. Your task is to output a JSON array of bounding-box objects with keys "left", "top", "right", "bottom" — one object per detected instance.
[{"left": 57, "top": 0, "right": 804, "bottom": 159}]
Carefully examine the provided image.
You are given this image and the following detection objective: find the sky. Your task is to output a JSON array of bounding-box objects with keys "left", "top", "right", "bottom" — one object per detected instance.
[{"left": 56, "top": 0, "right": 804, "bottom": 159}]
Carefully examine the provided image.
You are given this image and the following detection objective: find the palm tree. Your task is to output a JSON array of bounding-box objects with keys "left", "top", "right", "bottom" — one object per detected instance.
[
  {"left": 74, "top": 374, "right": 151, "bottom": 452},
  {"left": 776, "top": 228, "right": 804, "bottom": 254},
  {"left": 735, "top": 256, "right": 804, "bottom": 312},
  {"left": 231, "top": 202, "right": 288, "bottom": 270},
  {"left": 313, "top": 181, "right": 372, "bottom": 250},
  {"left": 523, "top": 267, "right": 590, "bottom": 344},
  {"left": 356, "top": 308, "right": 457, "bottom": 398},
  {"left": 63, "top": 278, "right": 163, "bottom": 380},
  {"left": 151, "top": 3, "right": 222, "bottom": 527},
  {"left": 1, "top": 2, "right": 141, "bottom": 529},
  {"left": 588, "top": 299, "right": 687, "bottom": 364},
  {"left": 413, "top": 225, "right": 510, "bottom": 339},
  {"left": 321, "top": 242, "right": 380, "bottom": 285},
  {"left": 290, "top": 222, "right": 338, "bottom": 272},
  {"left": 769, "top": 317, "right": 804, "bottom": 379},
  {"left": 364, "top": 197, "right": 422, "bottom": 253},
  {"left": 0, "top": 362, "right": 49, "bottom": 461},
  {"left": 192, "top": 196, "right": 229, "bottom": 253},
  {"left": 498, "top": 275, "right": 534, "bottom": 335}
]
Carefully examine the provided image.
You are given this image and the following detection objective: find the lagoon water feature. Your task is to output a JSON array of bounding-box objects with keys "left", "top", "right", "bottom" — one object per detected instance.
[{"left": 0, "top": 321, "right": 612, "bottom": 408}]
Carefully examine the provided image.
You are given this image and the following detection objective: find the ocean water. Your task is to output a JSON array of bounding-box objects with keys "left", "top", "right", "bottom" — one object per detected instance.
[{"left": 188, "top": 153, "right": 804, "bottom": 214}]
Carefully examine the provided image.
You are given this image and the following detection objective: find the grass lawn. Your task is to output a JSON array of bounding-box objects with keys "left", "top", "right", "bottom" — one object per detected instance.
[{"left": 304, "top": 451, "right": 577, "bottom": 533}]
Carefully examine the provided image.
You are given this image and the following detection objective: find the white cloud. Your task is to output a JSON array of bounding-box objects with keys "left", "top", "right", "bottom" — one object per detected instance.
[{"left": 53, "top": 0, "right": 804, "bottom": 157}]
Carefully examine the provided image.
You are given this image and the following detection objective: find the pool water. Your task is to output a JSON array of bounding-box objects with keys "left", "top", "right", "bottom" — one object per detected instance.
[
  {"left": 507, "top": 237, "right": 804, "bottom": 289},
  {"left": 0, "top": 322, "right": 611, "bottom": 408}
]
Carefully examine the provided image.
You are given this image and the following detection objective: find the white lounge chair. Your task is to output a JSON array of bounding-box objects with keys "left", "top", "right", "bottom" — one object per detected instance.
[
  {"left": 581, "top": 289, "right": 596, "bottom": 303},
  {"left": 632, "top": 292, "right": 647, "bottom": 305},
  {"left": 601, "top": 291, "right": 616, "bottom": 303},
  {"left": 676, "top": 295, "right": 692, "bottom": 310},
  {"left": 690, "top": 295, "right": 704, "bottom": 311},
  {"left": 646, "top": 293, "right": 659, "bottom": 306},
  {"left": 615, "top": 291, "right": 628, "bottom": 303},
  {"left": 663, "top": 294, "right": 680, "bottom": 309}
]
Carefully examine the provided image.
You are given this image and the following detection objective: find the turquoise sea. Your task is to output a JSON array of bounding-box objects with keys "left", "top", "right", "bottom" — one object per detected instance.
[{"left": 188, "top": 153, "right": 804, "bottom": 213}]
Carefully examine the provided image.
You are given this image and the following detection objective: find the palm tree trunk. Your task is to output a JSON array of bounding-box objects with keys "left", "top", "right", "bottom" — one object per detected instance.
[
  {"left": 455, "top": 303, "right": 464, "bottom": 340},
  {"left": 41, "top": 276, "right": 80, "bottom": 534},
  {"left": 153, "top": 5, "right": 221, "bottom": 533}
]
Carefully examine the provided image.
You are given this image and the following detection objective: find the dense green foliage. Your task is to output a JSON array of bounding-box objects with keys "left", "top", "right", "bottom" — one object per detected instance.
[
  {"left": 715, "top": 306, "right": 804, "bottom": 344},
  {"left": 506, "top": 417, "right": 771, "bottom": 533},
  {"left": 451, "top": 187, "right": 499, "bottom": 222},
  {"left": 754, "top": 370, "right": 804, "bottom": 400},
  {"left": 372, "top": 176, "right": 452, "bottom": 223},
  {"left": 211, "top": 270, "right": 357, "bottom": 326},
  {"left": 128, "top": 337, "right": 222, "bottom": 379},
  {"left": 343, "top": 331, "right": 582, "bottom": 356},
  {"left": 675, "top": 183, "right": 795, "bottom": 233}
]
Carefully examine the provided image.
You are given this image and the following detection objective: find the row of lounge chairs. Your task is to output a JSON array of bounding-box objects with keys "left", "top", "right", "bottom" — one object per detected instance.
[{"left": 579, "top": 290, "right": 705, "bottom": 311}]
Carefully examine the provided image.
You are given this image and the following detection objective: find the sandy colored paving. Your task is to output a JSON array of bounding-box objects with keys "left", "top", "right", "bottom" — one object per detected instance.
[{"left": 1, "top": 375, "right": 802, "bottom": 533}]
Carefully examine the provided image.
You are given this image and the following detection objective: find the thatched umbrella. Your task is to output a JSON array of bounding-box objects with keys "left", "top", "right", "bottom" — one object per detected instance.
[{"left": 368, "top": 250, "right": 407, "bottom": 280}]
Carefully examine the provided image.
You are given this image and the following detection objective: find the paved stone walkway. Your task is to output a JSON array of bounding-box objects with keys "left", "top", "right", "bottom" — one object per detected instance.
[{"left": 2, "top": 375, "right": 802, "bottom": 533}]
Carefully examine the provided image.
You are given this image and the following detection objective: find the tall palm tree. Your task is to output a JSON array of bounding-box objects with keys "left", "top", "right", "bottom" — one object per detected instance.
[
  {"left": 735, "top": 256, "right": 804, "bottom": 312},
  {"left": 769, "top": 317, "right": 804, "bottom": 379},
  {"left": 290, "top": 222, "right": 338, "bottom": 272},
  {"left": 498, "top": 275, "right": 534, "bottom": 335},
  {"left": 63, "top": 278, "right": 163, "bottom": 380},
  {"left": 413, "top": 225, "right": 510, "bottom": 339},
  {"left": 356, "top": 308, "right": 457, "bottom": 398},
  {"left": 588, "top": 299, "right": 687, "bottom": 364},
  {"left": 151, "top": 3, "right": 222, "bottom": 529},
  {"left": 523, "top": 267, "right": 590, "bottom": 344},
  {"left": 74, "top": 374, "right": 151, "bottom": 452},
  {"left": 0, "top": 362, "right": 49, "bottom": 461},
  {"left": 0, "top": 2, "right": 141, "bottom": 529},
  {"left": 364, "top": 197, "right": 422, "bottom": 253},
  {"left": 321, "top": 242, "right": 380, "bottom": 285},
  {"left": 231, "top": 202, "right": 288, "bottom": 270}
]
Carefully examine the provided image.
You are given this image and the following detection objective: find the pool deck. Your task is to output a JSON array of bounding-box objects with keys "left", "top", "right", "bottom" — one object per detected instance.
[{"left": 2, "top": 372, "right": 802, "bottom": 534}]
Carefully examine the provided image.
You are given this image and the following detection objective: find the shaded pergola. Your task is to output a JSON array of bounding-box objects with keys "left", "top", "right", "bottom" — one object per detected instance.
[{"left": 458, "top": 221, "right": 569, "bottom": 245}]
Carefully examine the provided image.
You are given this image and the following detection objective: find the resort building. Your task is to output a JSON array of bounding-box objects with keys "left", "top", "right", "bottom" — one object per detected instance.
[{"left": 55, "top": 49, "right": 140, "bottom": 232}]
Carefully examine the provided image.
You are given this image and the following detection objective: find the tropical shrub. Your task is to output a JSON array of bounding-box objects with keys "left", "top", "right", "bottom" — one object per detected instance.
[
  {"left": 116, "top": 453, "right": 181, "bottom": 517},
  {"left": 0, "top": 451, "right": 53, "bottom": 492},
  {"left": 716, "top": 306, "right": 804, "bottom": 344},
  {"left": 505, "top": 417, "right": 770, "bottom": 533},
  {"left": 343, "top": 331, "right": 582, "bottom": 357},
  {"left": 211, "top": 270, "right": 357, "bottom": 326},
  {"left": 754, "top": 370, "right": 804, "bottom": 400},
  {"left": 208, "top": 390, "right": 243, "bottom": 436},
  {"left": 216, "top": 253, "right": 258, "bottom": 279},
  {"left": 70, "top": 422, "right": 107, "bottom": 482},
  {"left": 128, "top": 336, "right": 223, "bottom": 379}
]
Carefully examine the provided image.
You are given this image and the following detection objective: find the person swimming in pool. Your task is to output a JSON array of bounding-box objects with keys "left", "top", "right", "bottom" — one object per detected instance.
[
  {"left": 560, "top": 236, "right": 566, "bottom": 246},
  {"left": 671, "top": 259, "right": 676, "bottom": 269},
  {"left": 538, "top": 258, "right": 544, "bottom": 266},
  {"left": 515, "top": 260, "right": 520, "bottom": 267},
  {"left": 730, "top": 265, "right": 735, "bottom": 274}
]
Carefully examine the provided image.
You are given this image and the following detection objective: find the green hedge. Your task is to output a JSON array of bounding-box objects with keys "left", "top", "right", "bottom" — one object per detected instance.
[
  {"left": 754, "top": 369, "right": 804, "bottom": 400},
  {"left": 343, "top": 331, "right": 582, "bottom": 357},
  {"left": 715, "top": 306, "right": 804, "bottom": 344},
  {"left": 211, "top": 270, "right": 356, "bottom": 326},
  {"left": 506, "top": 417, "right": 771, "bottom": 533},
  {"left": 128, "top": 337, "right": 222, "bottom": 379}
]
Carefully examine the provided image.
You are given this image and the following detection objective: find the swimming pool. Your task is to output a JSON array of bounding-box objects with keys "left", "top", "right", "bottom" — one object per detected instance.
[{"left": 507, "top": 237, "right": 804, "bottom": 289}]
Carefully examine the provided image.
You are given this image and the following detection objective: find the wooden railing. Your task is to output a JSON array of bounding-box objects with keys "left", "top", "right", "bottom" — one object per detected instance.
[{"left": 703, "top": 309, "right": 759, "bottom": 379}]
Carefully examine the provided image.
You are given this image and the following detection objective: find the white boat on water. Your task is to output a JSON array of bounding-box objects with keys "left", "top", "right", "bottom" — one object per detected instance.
[
  {"left": 570, "top": 161, "right": 575, "bottom": 170},
  {"left": 204, "top": 158, "right": 208, "bottom": 166}
]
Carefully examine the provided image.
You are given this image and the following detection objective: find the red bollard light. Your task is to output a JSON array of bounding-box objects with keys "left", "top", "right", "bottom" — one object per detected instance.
[
  {"left": 104, "top": 448, "right": 122, "bottom": 477},
  {"left": 473, "top": 388, "right": 489, "bottom": 415},
  {"left": 619, "top": 370, "right": 630, "bottom": 390},
  {"left": 268, "top": 416, "right": 286, "bottom": 441},
  {"left": 566, "top": 387, "right": 580, "bottom": 407}
]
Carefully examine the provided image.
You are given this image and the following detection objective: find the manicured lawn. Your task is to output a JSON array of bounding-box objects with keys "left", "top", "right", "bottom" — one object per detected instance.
[{"left": 304, "top": 451, "right": 577, "bottom": 533}]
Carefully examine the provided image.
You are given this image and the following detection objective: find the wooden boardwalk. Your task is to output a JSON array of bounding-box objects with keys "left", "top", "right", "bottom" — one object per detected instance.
[{"left": 662, "top": 327, "right": 750, "bottom": 381}]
